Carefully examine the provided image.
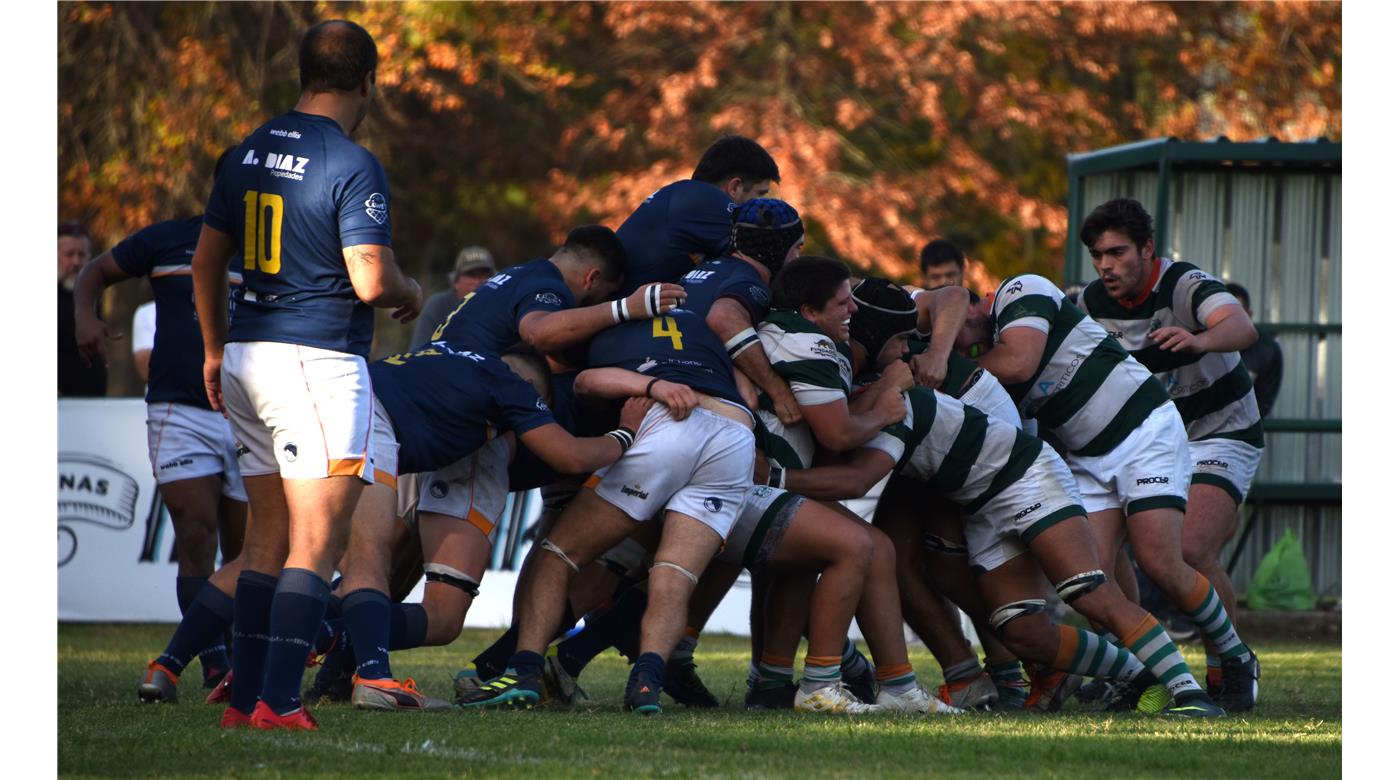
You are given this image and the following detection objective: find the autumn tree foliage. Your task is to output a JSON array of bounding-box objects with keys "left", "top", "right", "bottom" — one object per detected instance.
[{"left": 59, "top": 0, "right": 1340, "bottom": 387}]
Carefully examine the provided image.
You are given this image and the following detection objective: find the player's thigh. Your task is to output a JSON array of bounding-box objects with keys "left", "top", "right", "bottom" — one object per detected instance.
[
  {"left": 1181, "top": 482, "right": 1241, "bottom": 559},
  {"left": 768, "top": 495, "right": 872, "bottom": 572},
  {"left": 340, "top": 482, "right": 399, "bottom": 588},
  {"left": 653, "top": 510, "right": 725, "bottom": 577},
  {"left": 1024, "top": 512, "right": 1111, "bottom": 585},
  {"left": 239, "top": 473, "right": 291, "bottom": 569},
  {"left": 547, "top": 488, "right": 642, "bottom": 566},
  {"left": 419, "top": 511, "right": 493, "bottom": 583},
  {"left": 157, "top": 474, "right": 223, "bottom": 534}
]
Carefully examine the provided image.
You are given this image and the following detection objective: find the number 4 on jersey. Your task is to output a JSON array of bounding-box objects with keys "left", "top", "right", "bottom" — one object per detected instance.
[{"left": 653, "top": 316, "right": 683, "bottom": 350}]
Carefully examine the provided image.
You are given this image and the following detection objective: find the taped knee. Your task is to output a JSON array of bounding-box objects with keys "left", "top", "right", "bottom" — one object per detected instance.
[
  {"left": 539, "top": 539, "right": 580, "bottom": 574},
  {"left": 424, "top": 562, "right": 480, "bottom": 598},
  {"left": 651, "top": 560, "right": 699, "bottom": 587},
  {"left": 989, "top": 599, "right": 1047, "bottom": 634},
  {"left": 1054, "top": 569, "right": 1107, "bottom": 603},
  {"left": 922, "top": 532, "right": 968, "bottom": 556}
]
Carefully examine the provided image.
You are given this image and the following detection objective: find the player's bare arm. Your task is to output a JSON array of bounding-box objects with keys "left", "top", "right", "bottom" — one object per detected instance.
[
  {"left": 72, "top": 252, "right": 132, "bottom": 368},
  {"left": 575, "top": 366, "right": 698, "bottom": 420},
  {"left": 977, "top": 326, "right": 1047, "bottom": 384},
  {"left": 516, "top": 396, "right": 651, "bottom": 474},
  {"left": 1150, "top": 303, "right": 1258, "bottom": 354},
  {"left": 344, "top": 243, "right": 422, "bottom": 322},
  {"left": 518, "top": 282, "right": 686, "bottom": 355},
  {"left": 801, "top": 392, "right": 905, "bottom": 454},
  {"left": 191, "top": 223, "right": 234, "bottom": 412},
  {"left": 910, "top": 285, "right": 969, "bottom": 388},
  {"left": 708, "top": 297, "right": 801, "bottom": 425},
  {"left": 780, "top": 447, "right": 896, "bottom": 501}
]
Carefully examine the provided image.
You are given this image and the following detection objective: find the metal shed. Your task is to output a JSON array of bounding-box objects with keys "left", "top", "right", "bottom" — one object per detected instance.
[{"left": 1064, "top": 137, "right": 1341, "bottom": 602}]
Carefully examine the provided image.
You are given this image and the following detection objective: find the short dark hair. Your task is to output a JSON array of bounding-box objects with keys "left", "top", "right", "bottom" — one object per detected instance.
[
  {"left": 771, "top": 255, "right": 851, "bottom": 312},
  {"left": 1080, "top": 198, "right": 1155, "bottom": 252},
  {"left": 299, "top": 20, "right": 378, "bottom": 93},
  {"left": 1224, "top": 282, "right": 1250, "bottom": 309},
  {"left": 58, "top": 222, "right": 89, "bottom": 240},
  {"left": 692, "top": 135, "right": 780, "bottom": 187},
  {"left": 501, "top": 344, "right": 553, "bottom": 403},
  {"left": 919, "top": 239, "right": 965, "bottom": 272},
  {"left": 562, "top": 224, "right": 627, "bottom": 282}
]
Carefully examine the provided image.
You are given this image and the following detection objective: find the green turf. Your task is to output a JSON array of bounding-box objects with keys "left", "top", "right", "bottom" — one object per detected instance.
[{"left": 60, "top": 624, "right": 1340, "bottom": 778}]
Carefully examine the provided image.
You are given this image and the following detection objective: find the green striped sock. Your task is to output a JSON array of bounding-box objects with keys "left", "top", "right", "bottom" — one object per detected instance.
[
  {"left": 1056, "top": 626, "right": 1144, "bottom": 680},
  {"left": 1128, "top": 621, "right": 1202, "bottom": 698},
  {"left": 1186, "top": 580, "right": 1250, "bottom": 661},
  {"left": 758, "top": 655, "right": 794, "bottom": 690}
]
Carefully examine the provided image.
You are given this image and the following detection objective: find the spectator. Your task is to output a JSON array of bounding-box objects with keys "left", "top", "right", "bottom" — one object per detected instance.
[
  {"left": 919, "top": 239, "right": 965, "bottom": 289},
  {"left": 1226, "top": 282, "right": 1283, "bottom": 418},
  {"left": 58, "top": 222, "right": 106, "bottom": 396},
  {"left": 411, "top": 245, "right": 496, "bottom": 346}
]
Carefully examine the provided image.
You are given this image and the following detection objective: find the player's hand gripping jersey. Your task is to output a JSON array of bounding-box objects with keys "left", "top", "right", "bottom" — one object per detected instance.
[
  {"left": 111, "top": 216, "right": 243, "bottom": 409},
  {"left": 615, "top": 180, "right": 737, "bottom": 295},
  {"left": 205, "top": 110, "right": 393, "bottom": 357},
  {"left": 989, "top": 274, "right": 1169, "bottom": 456},
  {"left": 1076, "top": 260, "right": 1263, "bottom": 448},
  {"left": 587, "top": 309, "right": 748, "bottom": 410},
  {"left": 429, "top": 258, "right": 575, "bottom": 356},
  {"left": 754, "top": 310, "right": 866, "bottom": 469}
]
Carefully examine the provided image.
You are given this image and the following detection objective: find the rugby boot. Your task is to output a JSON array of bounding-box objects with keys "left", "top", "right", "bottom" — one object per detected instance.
[
  {"left": 452, "top": 668, "right": 485, "bottom": 701},
  {"left": 542, "top": 655, "right": 590, "bottom": 706},
  {"left": 794, "top": 683, "right": 882, "bottom": 714},
  {"left": 218, "top": 706, "right": 252, "bottom": 729},
  {"left": 1075, "top": 677, "right": 1112, "bottom": 706},
  {"left": 843, "top": 664, "right": 878, "bottom": 705},
  {"left": 304, "top": 647, "right": 356, "bottom": 704},
  {"left": 1206, "top": 664, "right": 1224, "bottom": 702},
  {"left": 202, "top": 664, "right": 229, "bottom": 691},
  {"left": 663, "top": 657, "right": 719, "bottom": 708},
  {"left": 744, "top": 681, "right": 798, "bottom": 711},
  {"left": 138, "top": 661, "right": 180, "bottom": 704},
  {"left": 250, "top": 700, "right": 319, "bottom": 731},
  {"left": 937, "top": 672, "right": 997, "bottom": 711},
  {"left": 205, "top": 670, "right": 233, "bottom": 705},
  {"left": 1134, "top": 683, "right": 1171, "bottom": 714},
  {"left": 879, "top": 684, "right": 966, "bottom": 715},
  {"left": 1024, "top": 670, "right": 1081, "bottom": 713},
  {"left": 1161, "top": 689, "right": 1225, "bottom": 718},
  {"left": 624, "top": 675, "right": 663, "bottom": 716},
  {"left": 1218, "top": 653, "right": 1260, "bottom": 713},
  {"left": 456, "top": 669, "right": 543, "bottom": 709},
  {"left": 351, "top": 675, "right": 452, "bottom": 712}
]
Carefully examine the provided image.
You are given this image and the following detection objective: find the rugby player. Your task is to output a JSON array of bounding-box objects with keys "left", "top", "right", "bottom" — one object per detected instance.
[
  {"left": 330, "top": 343, "right": 646, "bottom": 711},
  {"left": 192, "top": 20, "right": 423, "bottom": 731},
  {"left": 957, "top": 270, "right": 1256, "bottom": 713},
  {"left": 615, "top": 134, "right": 780, "bottom": 295},
  {"left": 1076, "top": 198, "right": 1263, "bottom": 709},
  {"left": 459, "top": 309, "right": 756, "bottom": 714},
  {"left": 801, "top": 281, "right": 1225, "bottom": 717},
  {"left": 72, "top": 149, "right": 249, "bottom": 703}
]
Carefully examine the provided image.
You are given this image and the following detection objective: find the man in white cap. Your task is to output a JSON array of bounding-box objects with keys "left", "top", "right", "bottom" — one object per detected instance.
[{"left": 412, "top": 246, "right": 496, "bottom": 346}]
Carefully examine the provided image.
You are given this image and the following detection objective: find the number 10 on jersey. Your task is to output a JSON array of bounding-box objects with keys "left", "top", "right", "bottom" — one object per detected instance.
[{"left": 242, "top": 190, "right": 284, "bottom": 274}]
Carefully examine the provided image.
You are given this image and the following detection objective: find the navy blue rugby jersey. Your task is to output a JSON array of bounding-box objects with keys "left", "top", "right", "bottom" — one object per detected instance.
[
  {"left": 678, "top": 257, "right": 771, "bottom": 323},
  {"left": 205, "top": 110, "right": 393, "bottom": 357},
  {"left": 369, "top": 342, "right": 556, "bottom": 475},
  {"left": 587, "top": 309, "right": 745, "bottom": 409},
  {"left": 507, "top": 370, "right": 580, "bottom": 491},
  {"left": 616, "top": 180, "right": 736, "bottom": 295},
  {"left": 111, "top": 216, "right": 243, "bottom": 409},
  {"left": 430, "top": 258, "right": 574, "bottom": 356}
]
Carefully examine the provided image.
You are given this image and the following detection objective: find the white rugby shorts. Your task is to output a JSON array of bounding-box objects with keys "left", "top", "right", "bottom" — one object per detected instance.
[
  {"left": 367, "top": 395, "right": 399, "bottom": 489},
  {"left": 414, "top": 436, "right": 513, "bottom": 538},
  {"left": 719, "top": 485, "right": 805, "bottom": 569},
  {"left": 1068, "top": 402, "right": 1191, "bottom": 516},
  {"left": 1188, "top": 437, "right": 1262, "bottom": 505},
  {"left": 145, "top": 402, "right": 247, "bottom": 501},
  {"left": 964, "top": 446, "right": 1085, "bottom": 573},
  {"left": 220, "top": 341, "right": 374, "bottom": 482},
  {"left": 587, "top": 404, "right": 754, "bottom": 539}
]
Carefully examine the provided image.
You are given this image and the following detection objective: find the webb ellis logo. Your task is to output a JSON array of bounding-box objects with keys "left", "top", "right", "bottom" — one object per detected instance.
[{"left": 58, "top": 453, "right": 139, "bottom": 567}]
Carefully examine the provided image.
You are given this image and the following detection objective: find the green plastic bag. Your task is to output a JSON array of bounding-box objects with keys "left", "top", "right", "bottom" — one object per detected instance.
[{"left": 1246, "top": 528, "right": 1315, "bottom": 611}]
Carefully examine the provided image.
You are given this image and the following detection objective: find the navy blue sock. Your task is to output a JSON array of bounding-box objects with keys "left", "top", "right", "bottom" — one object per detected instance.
[
  {"left": 157, "top": 581, "right": 235, "bottom": 676},
  {"left": 389, "top": 603, "right": 429, "bottom": 651},
  {"left": 473, "top": 625, "right": 519, "bottom": 679},
  {"left": 176, "top": 576, "right": 204, "bottom": 614},
  {"left": 179, "top": 576, "right": 232, "bottom": 680},
  {"left": 505, "top": 650, "right": 545, "bottom": 678},
  {"left": 258, "top": 568, "right": 331, "bottom": 714},
  {"left": 229, "top": 570, "right": 277, "bottom": 715},
  {"left": 557, "top": 586, "right": 648, "bottom": 677},
  {"left": 312, "top": 617, "right": 344, "bottom": 656},
  {"left": 341, "top": 588, "right": 393, "bottom": 681},
  {"left": 628, "top": 651, "right": 666, "bottom": 690}
]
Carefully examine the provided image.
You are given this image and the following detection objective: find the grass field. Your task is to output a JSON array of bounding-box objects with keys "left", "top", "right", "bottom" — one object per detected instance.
[{"left": 59, "top": 624, "right": 1340, "bottom": 778}]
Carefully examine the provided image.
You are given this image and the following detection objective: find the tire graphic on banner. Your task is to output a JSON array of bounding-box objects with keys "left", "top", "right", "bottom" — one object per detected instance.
[{"left": 58, "top": 452, "right": 139, "bottom": 568}]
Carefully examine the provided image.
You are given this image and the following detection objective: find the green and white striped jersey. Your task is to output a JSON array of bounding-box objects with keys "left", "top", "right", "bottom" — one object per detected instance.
[
  {"left": 991, "top": 274, "right": 1168, "bottom": 457},
  {"left": 756, "top": 310, "right": 902, "bottom": 470},
  {"left": 1077, "top": 260, "right": 1263, "bottom": 448},
  {"left": 896, "top": 386, "right": 1044, "bottom": 513}
]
